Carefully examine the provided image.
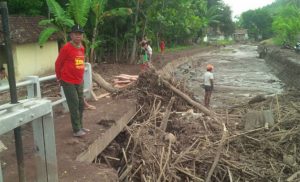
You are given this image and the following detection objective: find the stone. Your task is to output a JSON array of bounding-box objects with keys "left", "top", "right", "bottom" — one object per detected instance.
[{"left": 244, "top": 110, "right": 274, "bottom": 131}]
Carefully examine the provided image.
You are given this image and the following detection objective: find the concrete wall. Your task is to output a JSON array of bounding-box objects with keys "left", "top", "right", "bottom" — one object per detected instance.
[{"left": 14, "top": 41, "right": 58, "bottom": 80}]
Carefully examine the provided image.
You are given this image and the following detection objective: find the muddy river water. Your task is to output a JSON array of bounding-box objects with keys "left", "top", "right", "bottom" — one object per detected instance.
[{"left": 175, "top": 44, "right": 284, "bottom": 108}]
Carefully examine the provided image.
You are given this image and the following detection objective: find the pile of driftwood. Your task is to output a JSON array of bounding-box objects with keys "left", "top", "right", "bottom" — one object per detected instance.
[{"left": 115, "top": 71, "right": 300, "bottom": 182}]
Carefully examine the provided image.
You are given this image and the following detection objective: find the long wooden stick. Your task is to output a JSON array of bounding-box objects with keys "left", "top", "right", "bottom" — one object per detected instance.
[
  {"left": 157, "top": 142, "right": 172, "bottom": 181},
  {"left": 175, "top": 167, "right": 204, "bottom": 182},
  {"left": 205, "top": 123, "right": 228, "bottom": 182},
  {"left": 161, "top": 78, "right": 213, "bottom": 116}
]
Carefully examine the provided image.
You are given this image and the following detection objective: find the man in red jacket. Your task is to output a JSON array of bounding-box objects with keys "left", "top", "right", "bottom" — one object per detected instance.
[{"left": 55, "top": 24, "right": 90, "bottom": 137}]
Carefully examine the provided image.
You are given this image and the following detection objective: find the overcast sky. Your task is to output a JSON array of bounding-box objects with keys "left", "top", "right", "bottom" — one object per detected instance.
[{"left": 223, "top": 0, "right": 275, "bottom": 18}]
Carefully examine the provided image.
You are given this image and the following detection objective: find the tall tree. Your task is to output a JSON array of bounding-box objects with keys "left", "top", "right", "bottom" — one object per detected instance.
[
  {"left": 88, "top": 0, "right": 132, "bottom": 63},
  {"left": 272, "top": 5, "right": 300, "bottom": 44},
  {"left": 129, "top": 0, "right": 142, "bottom": 64},
  {"left": 240, "top": 8, "right": 273, "bottom": 40},
  {"left": 219, "top": 4, "right": 235, "bottom": 37}
]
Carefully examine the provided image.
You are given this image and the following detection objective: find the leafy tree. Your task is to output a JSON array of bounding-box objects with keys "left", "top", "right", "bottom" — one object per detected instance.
[
  {"left": 218, "top": 4, "right": 235, "bottom": 37},
  {"left": 38, "top": 0, "right": 75, "bottom": 45},
  {"left": 272, "top": 5, "right": 300, "bottom": 44},
  {"left": 88, "top": 0, "right": 132, "bottom": 63},
  {"left": 20, "top": 0, "right": 235, "bottom": 63},
  {"left": 3, "top": 0, "right": 47, "bottom": 16},
  {"left": 199, "top": 5, "right": 221, "bottom": 37},
  {"left": 207, "top": 0, "right": 222, "bottom": 8},
  {"left": 147, "top": 0, "right": 203, "bottom": 47},
  {"left": 240, "top": 8, "right": 273, "bottom": 40}
]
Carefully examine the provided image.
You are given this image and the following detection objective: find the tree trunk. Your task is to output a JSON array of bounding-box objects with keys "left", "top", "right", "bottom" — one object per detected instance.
[
  {"left": 156, "top": 32, "right": 160, "bottom": 51},
  {"left": 115, "top": 23, "right": 118, "bottom": 63},
  {"left": 92, "top": 72, "right": 119, "bottom": 93},
  {"left": 90, "top": 18, "right": 99, "bottom": 63},
  {"left": 142, "top": 14, "right": 147, "bottom": 38},
  {"left": 129, "top": 0, "right": 140, "bottom": 64}
]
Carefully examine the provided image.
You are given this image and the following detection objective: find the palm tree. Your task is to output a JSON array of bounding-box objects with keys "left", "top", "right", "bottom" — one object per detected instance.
[{"left": 201, "top": 6, "right": 221, "bottom": 39}]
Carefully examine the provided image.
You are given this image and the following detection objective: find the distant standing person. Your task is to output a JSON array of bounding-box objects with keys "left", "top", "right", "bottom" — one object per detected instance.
[
  {"left": 146, "top": 41, "right": 153, "bottom": 62},
  {"left": 203, "top": 64, "right": 214, "bottom": 108},
  {"left": 55, "top": 24, "right": 90, "bottom": 137},
  {"left": 139, "top": 41, "right": 149, "bottom": 71},
  {"left": 160, "top": 40, "right": 165, "bottom": 54}
]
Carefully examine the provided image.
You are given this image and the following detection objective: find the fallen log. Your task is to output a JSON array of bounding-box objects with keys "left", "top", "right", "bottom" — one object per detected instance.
[
  {"left": 160, "top": 78, "right": 213, "bottom": 116},
  {"left": 92, "top": 72, "right": 119, "bottom": 93}
]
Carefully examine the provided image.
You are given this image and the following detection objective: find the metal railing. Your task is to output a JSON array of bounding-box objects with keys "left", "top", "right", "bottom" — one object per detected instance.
[{"left": 0, "top": 63, "right": 93, "bottom": 109}]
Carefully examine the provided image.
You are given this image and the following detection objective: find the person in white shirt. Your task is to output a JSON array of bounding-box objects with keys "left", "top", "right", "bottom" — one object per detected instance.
[
  {"left": 203, "top": 64, "right": 214, "bottom": 108},
  {"left": 146, "top": 42, "right": 152, "bottom": 62}
]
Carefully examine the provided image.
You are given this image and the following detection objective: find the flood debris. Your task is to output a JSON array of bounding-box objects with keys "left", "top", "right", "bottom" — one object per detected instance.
[{"left": 99, "top": 70, "right": 300, "bottom": 182}]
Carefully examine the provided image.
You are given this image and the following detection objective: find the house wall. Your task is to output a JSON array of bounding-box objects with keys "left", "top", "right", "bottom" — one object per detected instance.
[{"left": 14, "top": 41, "right": 58, "bottom": 80}]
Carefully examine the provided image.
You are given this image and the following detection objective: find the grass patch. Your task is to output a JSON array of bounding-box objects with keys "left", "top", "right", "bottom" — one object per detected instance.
[
  {"left": 260, "top": 38, "right": 275, "bottom": 46},
  {"left": 216, "top": 39, "right": 234, "bottom": 46},
  {"left": 165, "top": 45, "right": 200, "bottom": 53}
]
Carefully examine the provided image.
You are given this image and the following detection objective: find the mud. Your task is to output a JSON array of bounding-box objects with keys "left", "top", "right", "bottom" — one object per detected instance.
[{"left": 175, "top": 45, "right": 284, "bottom": 108}]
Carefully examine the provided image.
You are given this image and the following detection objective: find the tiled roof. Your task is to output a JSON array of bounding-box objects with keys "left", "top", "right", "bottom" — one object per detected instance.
[{"left": 0, "top": 16, "right": 59, "bottom": 44}]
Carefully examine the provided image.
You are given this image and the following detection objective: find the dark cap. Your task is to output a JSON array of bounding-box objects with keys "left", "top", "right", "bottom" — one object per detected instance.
[{"left": 71, "top": 24, "right": 84, "bottom": 33}]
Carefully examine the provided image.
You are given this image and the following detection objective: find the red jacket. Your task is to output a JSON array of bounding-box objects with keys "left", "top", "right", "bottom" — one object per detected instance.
[{"left": 55, "top": 42, "right": 85, "bottom": 84}]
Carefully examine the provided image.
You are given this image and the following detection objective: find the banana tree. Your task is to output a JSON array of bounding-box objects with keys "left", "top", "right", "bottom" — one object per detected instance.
[
  {"left": 38, "top": 0, "right": 73, "bottom": 45},
  {"left": 38, "top": 0, "right": 90, "bottom": 45},
  {"left": 90, "top": 0, "right": 132, "bottom": 63}
]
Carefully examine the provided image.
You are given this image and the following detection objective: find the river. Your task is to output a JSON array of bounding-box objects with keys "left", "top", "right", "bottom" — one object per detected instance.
[{"left": 174, "top": 44, "right": 284, "bottom": 108}]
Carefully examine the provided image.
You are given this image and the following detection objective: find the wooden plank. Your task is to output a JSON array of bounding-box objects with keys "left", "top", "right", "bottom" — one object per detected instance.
[
  {"left": 32, "top": 113, "right": 58, "bottom": 182},
  {"left": 32, "top": 118, "right": 48, "bottom": 182},
  {"left": 42, "top": 113, "right": 58, "bottom": 182},
  {"left": 76, "top": 107, "right": 136, "bottom": 162}
]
